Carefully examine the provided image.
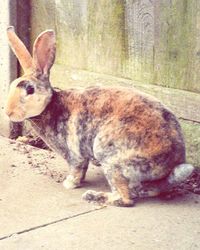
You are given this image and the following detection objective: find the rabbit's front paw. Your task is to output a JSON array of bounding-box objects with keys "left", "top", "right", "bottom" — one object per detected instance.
[{"left": 63, "top": 175, "right": 82, "bottom": 189}]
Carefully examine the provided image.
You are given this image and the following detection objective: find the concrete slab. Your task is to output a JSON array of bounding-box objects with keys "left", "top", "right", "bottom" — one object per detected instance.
[
  {"left": 0, "top": 196, "right": 200, "bottom": 250},
  {"left": 0, "top": 135, "right": 200, "bottom": 250},
  {"left": 0, "top": 136, "right": 107, "bottom": 238}
]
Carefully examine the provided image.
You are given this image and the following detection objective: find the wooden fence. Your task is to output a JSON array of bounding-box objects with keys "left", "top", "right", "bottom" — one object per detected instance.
[
  {"left": 6, "top": 0, "right": 200, "bottom": 165},
  {"left": 27, "top": 0, "right": 200, "bottom": 93}
]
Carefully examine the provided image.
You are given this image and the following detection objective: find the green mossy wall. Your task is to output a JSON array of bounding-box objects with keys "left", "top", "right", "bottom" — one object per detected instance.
[{"left": 181, "top": 120, "right": 200, "bottom": 167}]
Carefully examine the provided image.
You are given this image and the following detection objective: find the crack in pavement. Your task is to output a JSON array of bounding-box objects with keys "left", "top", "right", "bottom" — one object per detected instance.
[{"left": 0, "top": 206, "right": 105, "bottom": 241}]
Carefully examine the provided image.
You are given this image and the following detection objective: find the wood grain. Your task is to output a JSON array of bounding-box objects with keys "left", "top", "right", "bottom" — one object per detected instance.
[
  {"left": 125, "top": 0, "right": 155, "bottom": 82},
  {"left": 87, "top": 0, "right": 125, "bottom": 75},
  {"left": 30, "top": 0, "right": 200, "bottom": 93}
]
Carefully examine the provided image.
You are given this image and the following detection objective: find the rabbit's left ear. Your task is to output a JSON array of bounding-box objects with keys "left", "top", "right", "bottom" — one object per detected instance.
[
  {"left": 7, "top": 26, "right": 33, "bottom": 73},
  {"left": 32, "top": 30, "right": 56, "bottom": 78}
]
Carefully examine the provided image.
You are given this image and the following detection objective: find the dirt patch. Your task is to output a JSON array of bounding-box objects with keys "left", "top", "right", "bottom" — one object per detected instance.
[
  {"left": 8, "top": 139, "right": 67, "bottom": 183},
  {"left": 16, "top": 135, "right": 49, "bottom": 150}
]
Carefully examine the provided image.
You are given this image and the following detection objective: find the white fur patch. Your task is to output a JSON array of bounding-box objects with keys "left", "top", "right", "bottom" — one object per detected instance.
[
  {"left": 63, "top": 175, "right": 81, "bottom": 189},
  {"left": 168, "top": 164, "right": 194, "bottom": 184}
]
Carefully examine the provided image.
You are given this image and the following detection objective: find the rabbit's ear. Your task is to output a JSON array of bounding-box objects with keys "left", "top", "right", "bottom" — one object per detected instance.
[
  {"left": 32, "top": 30, "right": 56, "bottom": 78},
  {"left": 7, "top": 26, "right": 33, "bottom": 73}
]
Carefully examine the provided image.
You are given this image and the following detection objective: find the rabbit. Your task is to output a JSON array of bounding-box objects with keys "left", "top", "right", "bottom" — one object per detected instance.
[{"left": 6, "top": 26, "right": 195, "bottom": 207}]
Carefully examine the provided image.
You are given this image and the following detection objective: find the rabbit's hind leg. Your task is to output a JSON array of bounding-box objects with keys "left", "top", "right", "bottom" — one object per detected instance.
[{"left": 82, "top": 165, "right": 136, "bottom": 207}]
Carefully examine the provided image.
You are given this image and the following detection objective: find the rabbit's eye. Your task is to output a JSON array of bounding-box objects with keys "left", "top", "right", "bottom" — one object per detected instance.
[{"left": 26, "top": 85, "right": 35, "bottom": 95}]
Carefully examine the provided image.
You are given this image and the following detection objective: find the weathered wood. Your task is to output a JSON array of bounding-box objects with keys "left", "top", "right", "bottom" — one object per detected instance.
[
  {"left": 30, "top": 0, "right": 200, "bottom": 93},
  {"left": 17, "top": 0, "right": 31, "bottom": 53},
  {"left": 191, "top": 1, "right": 200, "bottom": 92},
  {"left": 125, "top": 0, "right": 200, "bottom": 92},
  {"left": 55, "top": 0, "right": 88, "bottom": 69},
  {"left": 153, "top": 0, "right": 199, "bottom": 92},
  {"left": 87, "top": 0, "right": 126, "bottom": 76},
  {"left": 181, "top": 120, "right": 200, "bottom": 167},
  {"left": 125, "top": 0, "right": 155, "bottom": 82},
  {"left": 30, "top": 0, "right": 56, "bottom": 45}
]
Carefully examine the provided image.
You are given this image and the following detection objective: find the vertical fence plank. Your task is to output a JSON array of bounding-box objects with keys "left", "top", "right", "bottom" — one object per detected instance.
[
  {"left": 153, "top": 0, "right": 198, "bottom": 91},
  {"left": 190, "top": 0, "right": 200, "bottom": 92},
  {"left": 87, "top": 0, "right": 126, "bottom": 76},
  {"left": 125, "top": 0, "right": 155, "bottom": 82},
  {"left": 30, "top": 0, "right": 56, "bottom": 43},
  {"left": 55, "top": 0, "right": 88, "bottom": 72}
]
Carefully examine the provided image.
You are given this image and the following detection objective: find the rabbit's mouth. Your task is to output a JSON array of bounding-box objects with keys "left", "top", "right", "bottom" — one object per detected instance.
[
  {"left": 6, "top": 108, "right": 26, "bottom": 122},
  {"left": 7, "top": 113, "right": 26, "bottom": 122}
]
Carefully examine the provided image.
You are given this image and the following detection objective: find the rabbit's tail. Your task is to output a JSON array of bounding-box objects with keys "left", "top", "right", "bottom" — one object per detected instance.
[
  {"left": 167, "top": 163, "right": 194, "bottom": 185},
  {"left": 140, "top": 164, "right": 200, "bottom": 198}
]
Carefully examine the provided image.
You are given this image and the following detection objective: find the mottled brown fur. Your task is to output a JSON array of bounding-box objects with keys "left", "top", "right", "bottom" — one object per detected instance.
[
  {"left": 29, "top": 87, "right": 186, "bottom": 202},
  {"left": 6, "top": 28, "right": 192, "bottom": 207}
]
